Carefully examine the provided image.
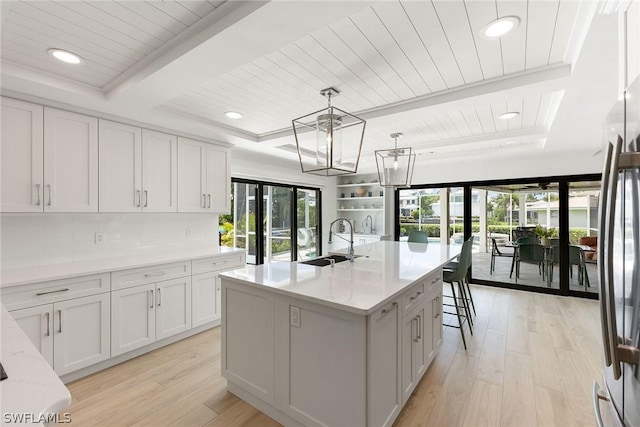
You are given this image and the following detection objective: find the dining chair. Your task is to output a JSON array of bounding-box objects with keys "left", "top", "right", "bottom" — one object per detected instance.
[
  {"left": 569, "top": 245, "right": 590, "bottom": 288},
  {"left": 490, "top": 238, "right": 514, "bottom": 274},
  {"left": 514, "top": 243, "right": 546, "bottom": 283},
  {"left": 516, "top": 236, "right": 539, "bottom": 245},
  {"left": 547, "top": 244, "right": 561, "bottom": 286},
  {"left": 442, "top": 238, "right": 474, "bottom": 350},
  {"left": 407, "top": 230, "right": 428, "bottom": 243}
]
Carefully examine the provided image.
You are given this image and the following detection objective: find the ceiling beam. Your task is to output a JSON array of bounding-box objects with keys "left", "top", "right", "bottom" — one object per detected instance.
[{"left": 256, "top": 64, "right": 572, "bottom": 144}]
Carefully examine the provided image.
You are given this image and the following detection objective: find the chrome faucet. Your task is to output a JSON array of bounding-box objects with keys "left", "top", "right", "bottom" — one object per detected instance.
[{"left": 328, "top": 218, "right": 355, "bottom": 261}]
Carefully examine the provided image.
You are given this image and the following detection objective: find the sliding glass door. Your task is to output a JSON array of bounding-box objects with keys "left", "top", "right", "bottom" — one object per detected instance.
[
  {"left": 219, "top": 179, "right": 321, "bottom": 265},
  {"left": 394, "top": 174, "right": 601, "bottom": 298}
]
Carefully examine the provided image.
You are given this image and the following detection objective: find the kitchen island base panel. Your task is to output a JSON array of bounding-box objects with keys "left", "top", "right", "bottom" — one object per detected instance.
[{"left": 221, "top": 269, "right": 443, "bottom": 427}]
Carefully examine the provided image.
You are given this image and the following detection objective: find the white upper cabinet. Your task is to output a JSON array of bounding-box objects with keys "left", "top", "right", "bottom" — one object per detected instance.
[
  {"left": 44, "top": 107, "right": 98, "bottom": 212},
  {"left": 142, "top": 130, "right": 177, "bottom": 212},
  {"left": 178, "top": 137, "right": 230, "bottom": 213},
  {"left": 205, "top": 144, "right": 230, "bottom": 213},
  {"left": 1, "top": 98, "right": 44, "bottom": 213},
  {"left": 99, "top": 120, "right": 142, "bottom": 213},
  {"left": 99, "top": 122, "right": 177, "bottom": 212}
]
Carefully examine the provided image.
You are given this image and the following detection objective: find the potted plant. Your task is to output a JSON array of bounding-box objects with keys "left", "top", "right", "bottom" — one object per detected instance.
[{"left": 535, "top": 224, "right": 557, "bottom": 246}]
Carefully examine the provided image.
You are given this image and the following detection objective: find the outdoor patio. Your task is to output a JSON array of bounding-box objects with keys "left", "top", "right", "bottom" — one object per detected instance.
[{"left": 471, "top": 248, "right": 599, "bottom": 294}]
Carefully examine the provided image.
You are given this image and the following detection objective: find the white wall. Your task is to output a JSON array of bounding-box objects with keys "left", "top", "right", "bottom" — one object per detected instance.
[
  {"left": 230, "top": 149, "right": 337, "bottom": 255},
  {"left": 0, "top": 213, "right": 218, "bottom": 269}
]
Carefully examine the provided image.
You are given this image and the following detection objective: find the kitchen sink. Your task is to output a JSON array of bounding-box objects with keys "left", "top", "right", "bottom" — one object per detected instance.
[{"left": 300, "top": 254, "right": 356, "bottom": 267}]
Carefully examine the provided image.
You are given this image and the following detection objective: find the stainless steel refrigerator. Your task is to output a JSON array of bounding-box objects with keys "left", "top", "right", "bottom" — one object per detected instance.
[{"left": 595, "top": 75, "right": 640, "bottom": 426}]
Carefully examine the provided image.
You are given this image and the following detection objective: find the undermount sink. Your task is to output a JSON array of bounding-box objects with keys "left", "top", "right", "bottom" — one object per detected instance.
[{"left": 300, "top": 254, "right": 354, "bottom": 267}]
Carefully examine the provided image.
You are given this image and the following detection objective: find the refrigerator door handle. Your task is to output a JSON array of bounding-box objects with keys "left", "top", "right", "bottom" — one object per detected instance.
[
  {"left": 592, "top": 382, "right": 609, "bottom": 427},
  {"left": 598, "top": 140, "right": 614, "bottom": 367},
  {"left": 605, "top": 136, "right": 623, "bottom": 380}
]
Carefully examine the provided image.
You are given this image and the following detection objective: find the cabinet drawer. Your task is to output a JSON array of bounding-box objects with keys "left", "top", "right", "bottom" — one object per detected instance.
[
  {"left": 111, "top": 261, "right": 191, "bottom": 290},
  {"left": 192, "top": 252, "right": 245, "bottom": 275},
  {"left": 402, "top": 282, "right": 425, "bottom": 317},
  {"left": 423, "top": 272, "right": 442, "bottom": 294},
  {"left": 0, "top": 273, "right": 110, "bottom": 311}
]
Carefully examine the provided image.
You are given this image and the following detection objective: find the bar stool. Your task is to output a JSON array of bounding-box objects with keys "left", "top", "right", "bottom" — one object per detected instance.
[{"left": 442, "top": 238, "right": 474, "bottom": 350}]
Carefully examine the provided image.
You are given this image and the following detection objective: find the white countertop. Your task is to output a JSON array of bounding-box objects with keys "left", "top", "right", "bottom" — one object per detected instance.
[
  {"left": 0, "top": 305, "right": 71, "bottom": 425},
  {"left": 1, "top": 246, "right": 246, "bottom": 288},
  {"left": 220, "top": 241, "right": 460, "bottom": 315}
]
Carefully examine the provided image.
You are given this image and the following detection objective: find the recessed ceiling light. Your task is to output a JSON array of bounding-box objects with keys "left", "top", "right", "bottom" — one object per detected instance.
[
  {"left": 482, "top": 16, "right": 520, "bottom": 38},
  {"left": 225, "top": 111, "right": 243, "bottom": 119},
  {"left": 498, "top": 111, "right": 520, "bottom": 120},
  {"left": 47, "top": 48, "right": 84, "bottom": 64}
]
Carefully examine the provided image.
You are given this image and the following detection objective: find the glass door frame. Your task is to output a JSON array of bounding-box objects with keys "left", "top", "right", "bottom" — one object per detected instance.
[
  {"left": 394, "top": 173, "right": 601, "bottom": 299},
  {"left": 232, "top": 178, "right": 322, "bottom": 265}
]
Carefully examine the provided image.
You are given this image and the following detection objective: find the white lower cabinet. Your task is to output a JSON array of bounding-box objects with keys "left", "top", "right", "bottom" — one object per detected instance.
[
  {"left": 10, "top": 293, "right": 110, "bottom": 375},
  {"left": 191, "top": 272, "right": 220, "bottom": 327},
  {"left": 368, "top": 299, "right": 401, "bottom": 427},
  {"left": 111, "top": 278, "right": 192, "bottom": 356}
]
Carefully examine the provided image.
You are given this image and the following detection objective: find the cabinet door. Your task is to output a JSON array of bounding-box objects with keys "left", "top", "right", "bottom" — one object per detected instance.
[
  {"left": 177, "top": 138, "right": 206, "bottom": 212},
  {"left": 192, "top": 272, "right": 218, "bottom": 327},
  {"left": 111, "top": 284, "right": 155, "bottom": 357},
  {"left": 401, "top": 311, "right": 417, "bottom": 405},
  {"left": 53, "top": 293, "right": 110, "bottom": 375},
  {"left": 44, "top": 108, "right": 98, "bottom": 212},
  {"left": 98, "top": 120, "right": 142, "bottom": 212},
  {"left": 205, "top": 145, "right": 230, "bottom": 213},
  {"left": 413, "top": 304, "right": 431, "bottom": 381},
  {"left": 432, "top": 291, "right": 443, "bottom": 351},
  {"left": 367, "top": 301, "right": 401, "bottom": 427},
  {"left": 155, "top": 277, "right": 191, "bottom": 340},
  {"left": 142, "top": 130, "right": 177, "bottom": 212},
  {"left": 10, "top": 304, "right": 54, "bottom": 367},
  {"left": 1, "top": 98, "right": 44, "bottom": 212}
]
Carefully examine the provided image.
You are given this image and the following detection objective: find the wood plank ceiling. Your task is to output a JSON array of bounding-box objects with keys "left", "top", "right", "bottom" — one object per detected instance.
[
  {"left": 0, "top": 0, "right": 590, "bottom": 162},
  {"left": 1, "top": 1, "right": 226, "bottom": 88},
  {"left": 162, "top": 0, "right": 580, "bottom": 143}
]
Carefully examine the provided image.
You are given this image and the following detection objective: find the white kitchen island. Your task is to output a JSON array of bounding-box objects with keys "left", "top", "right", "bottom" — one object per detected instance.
[{"left": 219, "top": 241, "right": 461, "bottom": 427}]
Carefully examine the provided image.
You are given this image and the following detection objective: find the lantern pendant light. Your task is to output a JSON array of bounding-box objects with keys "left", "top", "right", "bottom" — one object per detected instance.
[
  {"left": 375, "top": 132, "right": 416, "bottom": 188},
  {"left": 292, "top": 87, "right": 366, "bottom": 176}
]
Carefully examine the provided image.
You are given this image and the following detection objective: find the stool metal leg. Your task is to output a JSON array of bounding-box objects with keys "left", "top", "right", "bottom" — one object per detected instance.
[
  {"left": 457, "top": 281, "right": 473, "bottom": 333},
  {"left": 464, "top": 279, "right": 476, "bottom": 316},
  {"left": 449, "top": 282, "right": 467, "bottom": 350}
]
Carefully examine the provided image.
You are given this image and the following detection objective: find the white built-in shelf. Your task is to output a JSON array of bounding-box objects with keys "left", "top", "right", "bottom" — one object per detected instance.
[
  {"left": 337, "top": 197, "right": 384, "bottom": 201},
  {"left": 336, "top": 182, "right": 380, "bottom": 188},
  {"left": 337, "top": 208, "right": 383, "bottom": 212}
]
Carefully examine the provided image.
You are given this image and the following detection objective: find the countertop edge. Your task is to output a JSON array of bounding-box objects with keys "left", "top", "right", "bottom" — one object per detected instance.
[{"left": 1, "top": 247, "right": 246, "bottom": 288}]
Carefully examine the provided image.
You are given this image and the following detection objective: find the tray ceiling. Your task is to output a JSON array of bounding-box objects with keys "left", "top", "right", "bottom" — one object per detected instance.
[{"left": 0, "top": 1, "right": 614, "bottom": 171}]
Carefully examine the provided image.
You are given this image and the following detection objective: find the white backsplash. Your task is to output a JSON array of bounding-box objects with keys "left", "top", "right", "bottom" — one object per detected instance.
[{"left": 0, "top": 213, "right": 219, "bottom": 269}]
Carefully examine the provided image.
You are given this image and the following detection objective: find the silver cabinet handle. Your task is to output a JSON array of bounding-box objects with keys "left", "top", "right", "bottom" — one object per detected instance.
[
  {"left": 45, "top": 312, "right": 50, "bottom": 337},
  {"left": 150, "top": 289, "right": 154, "bottom": 308},
  {"left": 136, "top": 190, "right": 141, "bottom": 207},
  {"left": 47, "top": 184, "right": 52, "bottom": 206},
  {"left": 207, "top": 194, "right": 211, "bottom": 209},
  {"left": 598, "top": 140, "right": 614, "bottom": 367},
  {"left": 417, "top": 314, "right": 421, "bottom": 340},
  {"left": 157, "top": 288, "right": 161, "bottom": 307},
  {"left": 212, "top": 260, "right": 228, "bottom": 266},
  {"left": 35, "top": 183, "right": 41, "bottom": 206},
  {"left": 144, "top": 271, "right": 165, "bottom": 278},
  {"left": 604, "top": 136, "right": 622, "bottom": 379},
  {"left": 57, "top": 309, "right": 62, "bottom": 333},
  {"left": 203, "top": 194, "right": 207, "bottom": 209},
  {"left": 410, "top": 291, "right": 422, "bottom": 302},
  {"left": 381, "top": 301, "right": 397, "bottom": 316},
  {"left": 36, "top": 288, "right": 69, "bottom": 296},
  {"left": 431, "top": 278, "right": 439, "bottom": 284},
  {"left": 413, "top": 317, "right": 419, "bottom": 342},
  {"left": 144, "top": 190, "right": 148, "bottom": 207}
]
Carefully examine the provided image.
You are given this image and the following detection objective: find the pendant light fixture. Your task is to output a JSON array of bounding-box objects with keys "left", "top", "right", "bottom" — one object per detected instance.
[
  {"left": 375, "top": 132, "right": 416, "bottom": 188},
  {"left": 292, "top": 87, "right": 366, "bottom": 176}
]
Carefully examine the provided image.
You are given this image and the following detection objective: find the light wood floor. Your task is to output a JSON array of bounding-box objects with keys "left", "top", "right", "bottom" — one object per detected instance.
[{"left": 60, "top": 285, "right": 602, "bottom": 427}]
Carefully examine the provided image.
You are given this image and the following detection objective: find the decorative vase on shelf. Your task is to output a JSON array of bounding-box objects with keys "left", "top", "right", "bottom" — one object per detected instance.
[{"left": 355, "top": 188, "right": 367, "bottom": 197}]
